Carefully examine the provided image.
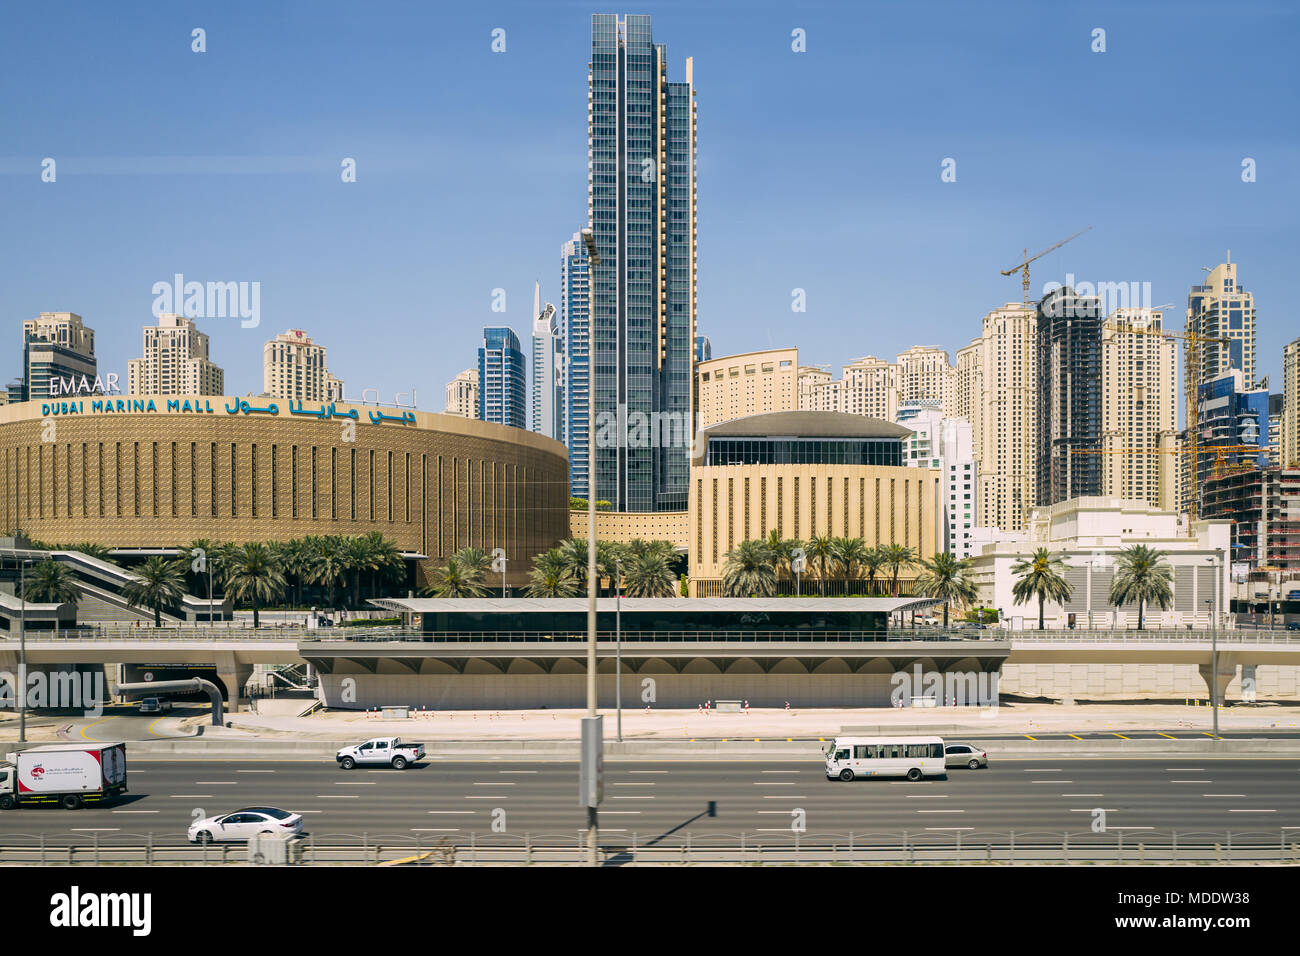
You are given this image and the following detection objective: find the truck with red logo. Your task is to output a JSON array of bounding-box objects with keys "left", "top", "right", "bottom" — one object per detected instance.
[{"left": 0, "top": 743, "right": 127, "bottom": 810}]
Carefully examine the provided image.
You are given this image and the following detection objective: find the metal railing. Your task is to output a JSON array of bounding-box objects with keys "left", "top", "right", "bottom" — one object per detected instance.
[{"left": 1, "top": 829, "right": 1296, "bottom": 866}]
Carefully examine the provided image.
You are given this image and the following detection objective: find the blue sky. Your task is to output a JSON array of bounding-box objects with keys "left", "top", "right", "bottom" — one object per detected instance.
[{"left": 2, "top": 0, "right": 1297, "bottom": 414}]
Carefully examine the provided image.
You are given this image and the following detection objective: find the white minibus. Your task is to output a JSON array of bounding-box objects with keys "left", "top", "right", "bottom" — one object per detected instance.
[{"left": 824, "top": 736, "right": 947, "bottom": 781}]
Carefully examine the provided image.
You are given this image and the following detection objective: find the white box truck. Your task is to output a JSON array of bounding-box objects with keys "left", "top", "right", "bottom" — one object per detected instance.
[{"left": 0, "top": 743, "right": 128, "bottom": 810}]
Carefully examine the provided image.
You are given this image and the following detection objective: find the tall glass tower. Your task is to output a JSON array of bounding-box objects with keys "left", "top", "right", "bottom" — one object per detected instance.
[
  {"left": 587, "top": 13, "right": 697, "bottom": 512},
  {"left": 478, "top": 327, "right": 526, "bottom": 428},
  {"left": 561, "top": 231, "right": 591, "bottom": 497}
]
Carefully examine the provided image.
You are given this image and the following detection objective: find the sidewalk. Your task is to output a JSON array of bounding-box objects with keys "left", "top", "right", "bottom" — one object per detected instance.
[{"left": 224, "top": 700, "right": 1300, "bottom": 742}]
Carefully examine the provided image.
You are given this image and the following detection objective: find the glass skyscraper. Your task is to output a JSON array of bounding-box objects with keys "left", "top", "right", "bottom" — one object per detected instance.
[
  {"left": 561, "top": 231, "right": 591, "bottom": 497},
  {"left": 478, "top": 327, "right": 526, "bottom": 429},
  {"left": 586, "top": 13, "right": 697, "bottom": 512}
]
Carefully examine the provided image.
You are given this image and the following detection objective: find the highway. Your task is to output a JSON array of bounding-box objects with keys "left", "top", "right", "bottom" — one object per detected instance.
[{"left": 1, "top": 756, "right": 1297, "bottom": 847}]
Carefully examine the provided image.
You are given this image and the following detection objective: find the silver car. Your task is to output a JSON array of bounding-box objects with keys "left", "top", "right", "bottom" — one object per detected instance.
[{"left": 943, "top": 743, "right": 988, "bottom": 769}]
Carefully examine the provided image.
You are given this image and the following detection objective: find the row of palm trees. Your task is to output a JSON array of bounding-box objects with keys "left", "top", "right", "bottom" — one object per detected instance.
[
  {"left": 14, "top": 533, "right": 406, "bottom": 627},
  {"left": 721, "top": 532, "right": 921, "bottom": 598},
  {"left": 424, "top": 539, "right": 681, "bottom": 599},
  {"left": 1011, "top": 544, "right": 1175, "bottom": 630}
]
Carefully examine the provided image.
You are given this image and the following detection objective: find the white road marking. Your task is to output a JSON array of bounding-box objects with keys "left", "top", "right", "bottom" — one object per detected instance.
[
  {"left": 760, "top": 770, "right": 802, "bottom": 774},
  {"left": 1203, "top": 794, "right": 1247, "bottom": 797},
  {"left": 170, "top": 795, "right": 212, "bottom": 798},
  {"left": 194, "top": 782, "right": 238, "bottom": 785},
  {"left": 427, "top": 810, "right": 475, "bottom": 814},
  {"left": 499, "top": 771, "right": 537, "bottom": 774},
  {"left": 472, "top": 782, "right": 515, "bottom": 786},
  {"left": 334, "top": 782, "right": 377, "bottom": 786},
  {"left": 601, "top": 811, "right": 642, "bottom": 815},
  {"left": 906, "top": 795, "right": 949, "bottom": 799},
  {"left": 111, "top": 810, "right": 159, "bottom": 814},
  {"left": 612, "top": 782, "right": 655, "bottom": 786},
  {"left": 1062, "top": 793, "right": 1103, "bottom": 797},
  {"left": 754, "top": 782, "right": 796, "bottom": 786},
  {"left": 762, "top": 795, "right": 807, "bottom": 798},
  {"left": 71, "top": 828, "right": 119, "bottom": 832},
  {"left": 236, "top": 770, "right": 275, "bottom": 773},
  {"left": 1228, "top": 809, "right": 1276, "bottom": 813},
  {"left": 925, "top": 827, "right": 973, "bottom": 831},
  {"left": 464, "top": 796, "right": 508, "bottom": 800},
  {"left": 1170, "top": 780, "right": 1213, "bottom": 783},
  {"left": 612, "top": 796, "right": 655, "bottom": 800},
  {"left": 628, "top": 770, "right": 668, "bottom": 774},
  {"left": 411, "top": 828, "right": 459, "bottom": 832},
  {"left": 1166, "top": 768, "right": 1204, "bottom": 771},
  {"left": 1032, "top": 780, "right": 1072, "bottom": 784},
  {"left": 316, "top": 795, "right": 359, "bottom": 799},
  {"left": 915, "top": 810, "right": 965, "bottom": 813},
  {"left": 1070, "top": 808, "right": 1118, "bottom": 812},
  {"left": 1024, "top": 769, "right": 1062, "bottom": 772}
]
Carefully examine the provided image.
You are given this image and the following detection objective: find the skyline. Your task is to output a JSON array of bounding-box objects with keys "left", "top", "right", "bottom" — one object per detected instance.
[{"left": 2, "top": 1, "right": 1297, "bottom": 412}]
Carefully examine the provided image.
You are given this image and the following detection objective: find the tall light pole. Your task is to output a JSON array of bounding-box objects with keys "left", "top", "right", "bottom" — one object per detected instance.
[
  {"left": 17, "top": 556, "right": 31, "bottom": 746},
  {"left": 1207, "top": 553, "right": 1220, "bottom": 738},
  {"left": 580, "top": 226, "right": 602, "bottom": 866},
  {"left": 615, "top": 555, "right": 622, "bottom": 743}
]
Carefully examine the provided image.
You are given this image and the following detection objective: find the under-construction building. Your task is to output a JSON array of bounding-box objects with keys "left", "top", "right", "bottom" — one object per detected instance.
[{"left": 1202, "top": 466, "right": 1300, "bottom": 572}]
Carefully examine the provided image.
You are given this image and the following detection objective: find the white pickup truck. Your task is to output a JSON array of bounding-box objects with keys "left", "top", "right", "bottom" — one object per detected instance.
[{"left": 335, "top": 737, "right": 424, "bottom": 770}]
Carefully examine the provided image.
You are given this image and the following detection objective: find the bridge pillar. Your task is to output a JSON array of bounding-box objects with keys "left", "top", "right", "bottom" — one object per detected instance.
[
  {"left": 213, "top": 652, "right": 253, "bottom": 713},
  {"left": 1198, "top": 659, "right": 1237, "bottom": 702}
]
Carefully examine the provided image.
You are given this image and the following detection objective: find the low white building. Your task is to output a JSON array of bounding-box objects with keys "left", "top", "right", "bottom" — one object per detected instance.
[{"left": 968, "top": 497, "right": 1232, "bottom": 630}]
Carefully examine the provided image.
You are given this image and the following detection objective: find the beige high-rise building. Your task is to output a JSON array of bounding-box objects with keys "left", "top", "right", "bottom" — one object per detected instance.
[
  {"left": 955, "top": 341, "right": 983, "bottom": 441},
  {"left": 1101, "top": 308, "right": 1179, "bottom": 509},
  {"left": 445, "top": 368, "right": 479, "bottom": 419},
  {"left": 263, "top": 329, "right": 344, "bottom": 403},
  {"left": 798, "top": 366, "right": 836, "bottom": 411},
  {"left": 126, "top": 313, "right": 223, "bottom": 396},
  {"left": 963, "top": 303, "right": 1038, "bottom": 533},
  {"left": 896, "top": 345, "right": 955, "bottom": 416},
  {"left": 1283, "top": 336, "right": 1300, "bottom": 468},
  {"left": 696, "top": 348, "right": 798, "bottom": 429},
  {"left": 840, "top": 356, "right": 899, "bottom": 421}
]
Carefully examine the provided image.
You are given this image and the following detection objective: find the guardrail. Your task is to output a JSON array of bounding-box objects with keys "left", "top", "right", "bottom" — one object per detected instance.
[{"left": 1, "top": 829, "right": 1296, "bottom": 865}]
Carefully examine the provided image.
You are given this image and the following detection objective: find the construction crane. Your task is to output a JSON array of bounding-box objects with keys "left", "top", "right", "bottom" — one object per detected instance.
[
  {"left": 998, "top": 227, "right": 1093, "bottom": 529},
  {"left": 1069, "top": 443, "right": 1263, "bottom": 534},
  {"left": 1103, "top": 318, "right": 1233, "bottom": 521},
  {"left": 1001, "top": 226, "right": 1093, "bottom": 307}
]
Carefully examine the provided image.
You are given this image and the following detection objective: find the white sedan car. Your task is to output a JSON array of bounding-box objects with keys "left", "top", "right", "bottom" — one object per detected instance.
[{"left": 188, "top": 807, "right": 303, "bottom": 844}]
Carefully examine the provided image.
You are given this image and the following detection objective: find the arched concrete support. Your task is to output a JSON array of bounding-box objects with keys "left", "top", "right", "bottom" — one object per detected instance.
[
  {"left": 119, "top": 678, "right": 224, "bottom": 726},
  {"left": 1199, "top": 659, "right": 1238, "bottom": 701},
  {"left": 212, "top": 652, "right": 252, "bottom": 713}
]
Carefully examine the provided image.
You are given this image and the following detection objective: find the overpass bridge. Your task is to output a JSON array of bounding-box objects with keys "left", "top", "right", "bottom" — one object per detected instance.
[{"left": 3, "top": 627, "right": 1300, "bottom": 709}]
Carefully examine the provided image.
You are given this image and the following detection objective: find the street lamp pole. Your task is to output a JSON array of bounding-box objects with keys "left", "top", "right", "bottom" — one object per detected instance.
[
  {"left": 615, "top": 556, "right": 622, "bottom": 743},
  {"left": 581, "top": 226, "right": 601, "bottom": 866},
  {"left": 18, "top": 557, "right": 29, "bottom": 746}
]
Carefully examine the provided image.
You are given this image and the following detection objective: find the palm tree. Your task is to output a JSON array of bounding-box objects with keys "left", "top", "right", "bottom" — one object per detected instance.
[
  {"left": 557, "top": 538, "right": 592, "bottom": 591},
  {"left": 524, "top": 550, "right": 579, "bottom": 597},
  {"left": 1011, "top": 547, "right": 1073, "bottom": 630},
  {"left": 862, "top": 546, "right": 888, "bottom": 596},
  {"left": 19, "top": 559, "right": 83, "bottom": 608},
  {"left": 721, "top": 540, "right": 777, "bottom": 598},
  {"left": 123, "top": 556, "right": 187, "bottom": 627},
  {"left": 620, "top": 549, "right": 678, "bottom": 597},
  {"left": 361, "top": 531, "right": 404, "bottom": 600},
  {"left": 306, "top": 536, "right": 349, "bottom": 609},
  {"left": 422, "top": 548, "right": 490, "bottom": 598},
  {"left": 881, "top": 544, "right": 915, "bottom": 596},
  {"left": 274, "top": 537, "right": 311, "bottom": 610},
  {"left": 831, "top": 537, "right": 870, "bottom": 592},
  {"left": 178, "top": 538, "right": 216, "bottom": 594},
  {"left": 221, "top": 543, "right": 287, "bottom": 629},
  {"left": 912, "top": 552, "right": 978, "bottom": 627},
  {"left": 1109, "top": 544, "right": 1174, "bottom": 630},
  {"left": 807, "top": 534, "right": 835, "bottom": 596}
]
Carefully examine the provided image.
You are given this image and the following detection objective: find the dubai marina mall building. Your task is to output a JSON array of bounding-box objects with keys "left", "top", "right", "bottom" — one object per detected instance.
[{"left": 0, "top": 395, "right": 571, "bottom": 591}]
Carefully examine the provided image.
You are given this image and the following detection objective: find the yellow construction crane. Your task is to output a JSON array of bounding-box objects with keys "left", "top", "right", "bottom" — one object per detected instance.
[
  {"left": 1102, "top": 319, "right": 1232, "bottom": 521},
  {"left": 1070, "top": 443, "right": 1261, "bottom": 533},
  {"left": 1001, "top": 226, "right": 1093, "bottom": 307}
]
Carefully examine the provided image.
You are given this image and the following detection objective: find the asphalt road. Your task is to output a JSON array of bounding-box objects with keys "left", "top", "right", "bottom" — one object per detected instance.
[{"left": 2, "top": 756, "right": 1298, "bottom": 846}]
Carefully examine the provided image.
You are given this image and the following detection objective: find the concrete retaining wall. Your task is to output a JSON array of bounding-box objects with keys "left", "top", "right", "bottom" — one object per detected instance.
[{"left": 1002, "top": 662, "right": 1300, "bottom": 700}]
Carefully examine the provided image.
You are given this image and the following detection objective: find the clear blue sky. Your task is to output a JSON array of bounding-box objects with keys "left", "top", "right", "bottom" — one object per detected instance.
[{"left": 2, "top": 0, "right": 1296, "bottom": 413}]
